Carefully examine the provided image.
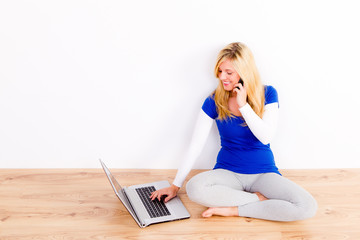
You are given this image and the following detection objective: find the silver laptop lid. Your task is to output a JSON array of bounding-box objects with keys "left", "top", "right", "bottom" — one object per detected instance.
[
  {"left": 99, "top": 159, "right": 143, "bottom": 227},
  {"left": 100, "top": 159, "right": 122, "bottom": 193}
]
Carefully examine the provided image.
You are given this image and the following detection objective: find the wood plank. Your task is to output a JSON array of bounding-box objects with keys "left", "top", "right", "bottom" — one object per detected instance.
[{"left": 1, "top": 169, "right": 359, "bottom": 239}]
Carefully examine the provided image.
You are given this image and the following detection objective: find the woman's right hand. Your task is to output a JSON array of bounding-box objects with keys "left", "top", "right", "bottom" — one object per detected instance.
[
  {"left": 150, "top": 184, "right": 180, "bottom": 203},
  {"left": 233, "top": 82, "right": 247, "bottom": 108}
]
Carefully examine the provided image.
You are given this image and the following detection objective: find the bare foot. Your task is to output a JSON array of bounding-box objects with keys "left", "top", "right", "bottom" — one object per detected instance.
[
  {"left": 202, "top": 207, "right": 238, "bottom": 218},
  {"left": 255, "top": 192, "right": 268, "bottom": 201}
]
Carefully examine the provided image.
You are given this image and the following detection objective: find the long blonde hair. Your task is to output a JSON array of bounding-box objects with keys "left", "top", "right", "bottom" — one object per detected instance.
[{"left": 214, "top": 42, "right": 265, "bottom": 121}]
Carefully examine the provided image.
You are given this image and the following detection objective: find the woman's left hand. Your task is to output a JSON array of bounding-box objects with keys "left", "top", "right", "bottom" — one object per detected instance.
[{"left": 233, "top": 83, "right": 247, "bottom": 108}]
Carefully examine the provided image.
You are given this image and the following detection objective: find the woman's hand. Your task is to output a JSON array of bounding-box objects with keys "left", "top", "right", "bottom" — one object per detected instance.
[
  {"left": 150, "top": 184, "right": 180, "bottom": 203},
  {"left": 233, "top": 82, "right": 247, "bottom": 108}
]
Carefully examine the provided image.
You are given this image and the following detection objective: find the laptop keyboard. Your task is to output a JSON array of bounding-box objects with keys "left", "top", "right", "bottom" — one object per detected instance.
[{"left": 135, "top": 186, "right": 171, "bottom": 218}]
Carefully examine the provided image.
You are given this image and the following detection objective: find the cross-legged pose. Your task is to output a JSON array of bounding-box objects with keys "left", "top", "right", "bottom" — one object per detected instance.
[{"left": 150, "top": 42, "right": 317, "bottom": 221}]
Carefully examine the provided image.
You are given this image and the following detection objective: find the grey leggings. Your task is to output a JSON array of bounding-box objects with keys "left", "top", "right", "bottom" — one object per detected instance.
[{"left": 186, "top": 169, "right": 318, "bottom": 222}]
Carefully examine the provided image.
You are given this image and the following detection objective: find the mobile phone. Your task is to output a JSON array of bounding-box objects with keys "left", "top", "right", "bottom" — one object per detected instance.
[{"left": 235, "top": 78, "right": 244, "bottom": 90}]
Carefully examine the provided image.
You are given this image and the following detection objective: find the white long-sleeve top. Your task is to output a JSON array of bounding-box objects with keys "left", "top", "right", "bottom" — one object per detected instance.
[{"left": 172, "top": 102, "right": 279, "bottom": 188}]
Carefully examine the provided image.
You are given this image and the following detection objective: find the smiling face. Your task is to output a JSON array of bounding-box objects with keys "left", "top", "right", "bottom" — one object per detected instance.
[{"left": 217, "top": 59, "right": 241, "bottom": 92}]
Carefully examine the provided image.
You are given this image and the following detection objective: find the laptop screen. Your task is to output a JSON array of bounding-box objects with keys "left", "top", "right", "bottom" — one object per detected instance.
[{"left": 101, "top": 160, "right": 123, "bottom": 193}]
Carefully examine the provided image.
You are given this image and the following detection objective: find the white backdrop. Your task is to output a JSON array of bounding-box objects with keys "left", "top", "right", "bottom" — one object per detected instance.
[{"left": 1, "top": 0, "right": 359, "bottom": 169}]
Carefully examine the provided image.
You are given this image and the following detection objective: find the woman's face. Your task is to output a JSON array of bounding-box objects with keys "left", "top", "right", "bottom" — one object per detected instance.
[{"left": 218, "top": 59, "right": 241, "bottom": 92}]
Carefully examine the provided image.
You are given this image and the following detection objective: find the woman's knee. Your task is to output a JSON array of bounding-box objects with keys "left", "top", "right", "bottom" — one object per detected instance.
[
  {"left": 252, "top": 173, "right": 318, "bottom": 221},
  {"left": 284, "top": 190, "right": 318, "bottom": 221},
  {"left": 186, "top": 170, "right": 219, "bottom": 203},
  {"left": 186, "top": 173, "right": 205, "bottom": 202},
  {"left": 297, "top": 194, "right": 318, "bottom": 220}
]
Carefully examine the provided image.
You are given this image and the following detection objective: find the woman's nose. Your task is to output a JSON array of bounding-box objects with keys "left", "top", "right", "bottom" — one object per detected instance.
[{"left": 219, "top": 72, "right": 226, "bottom": 80}]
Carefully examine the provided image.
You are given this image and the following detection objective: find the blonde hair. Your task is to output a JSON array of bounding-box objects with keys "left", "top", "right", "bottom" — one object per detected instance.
[{"left": 213, "top": 42, "right": 265, "bottom": 121}]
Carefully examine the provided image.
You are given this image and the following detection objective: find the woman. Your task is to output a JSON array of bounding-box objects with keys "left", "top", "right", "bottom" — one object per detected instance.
[{"left": 150, "top": 42, "right": 317, "bottom": 221}]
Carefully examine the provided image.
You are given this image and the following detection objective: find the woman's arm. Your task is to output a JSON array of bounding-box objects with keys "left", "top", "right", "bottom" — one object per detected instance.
[
  {"left": 239, "top": 102, "right": 279, "bottom": 145},
  {"left": 150, "top": 110, "right": 213, "bottom": 202},
  {"left": 233, "top": 83, "right": 279, "bottom": 145},
  {"left": 173, "top": 110, "right": 214, "bottom": 187}
]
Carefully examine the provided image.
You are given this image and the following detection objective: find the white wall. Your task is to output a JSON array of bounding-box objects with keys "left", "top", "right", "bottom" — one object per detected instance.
[{"left": 1, "top": 0, "right": 359, "bottom": 169}]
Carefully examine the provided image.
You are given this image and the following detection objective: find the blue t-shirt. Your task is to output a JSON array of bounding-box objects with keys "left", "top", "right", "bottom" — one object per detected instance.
[{"left": 202, "top": 85, "right": 281, "bottom": 175}]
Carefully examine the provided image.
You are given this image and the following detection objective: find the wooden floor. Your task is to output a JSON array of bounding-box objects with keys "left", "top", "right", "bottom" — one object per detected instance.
[{"left": 1, "top": 168, "right": 359, "bottom": 239}]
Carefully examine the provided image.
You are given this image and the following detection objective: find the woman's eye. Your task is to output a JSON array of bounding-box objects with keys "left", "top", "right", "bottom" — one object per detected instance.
[{"left": 227, "top": 72, "right": 232, "bottom": 75}]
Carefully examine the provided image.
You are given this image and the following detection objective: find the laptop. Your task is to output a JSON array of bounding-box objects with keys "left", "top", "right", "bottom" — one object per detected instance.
[{"left": 100, "top": 160, "right": 190, "bottom": 228}]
